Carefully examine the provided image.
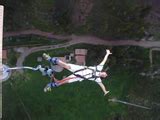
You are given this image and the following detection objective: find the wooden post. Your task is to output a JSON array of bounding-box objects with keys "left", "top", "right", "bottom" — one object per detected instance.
[
  {"left": 0, "top": 5, "right": 4, "bottom": 118},
  {"left": 150, "top": 48, "right": 160, "bottom": 67},
  {"left": 0, "top": 6, "right": 3, "bottom": 65},
  {"left": 149, "top": 49, "right": 153, "bottom": 67}
]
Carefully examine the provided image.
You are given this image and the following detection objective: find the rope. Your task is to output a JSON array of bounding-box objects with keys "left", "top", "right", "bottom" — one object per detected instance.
[
  {"left": 9, "top": 82, "right": 32, "bottom": 120},
  {"left": 8, "top": 66, "right": 39, "bottom": 71},
  {"left": 108, "top": 98, "right": 151, "bottom": 110}
]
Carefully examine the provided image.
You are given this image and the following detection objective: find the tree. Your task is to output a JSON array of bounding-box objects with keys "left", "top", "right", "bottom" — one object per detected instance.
[{"left": 86, "top": 0, "right": 150, "bottom": 39}]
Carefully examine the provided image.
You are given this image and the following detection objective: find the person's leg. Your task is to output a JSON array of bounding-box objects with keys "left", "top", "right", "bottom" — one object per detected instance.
[
  {"left": 43, "top": 53, "right": 86, "bottom": 72},
  {"left": 56, "top": 76, "right": 77, "bottom": 86},
  {"left": 67, "top": 74, "right": 84, "bottom": 83},
  {"left": 58, "top": 60, "right": 71, "bottom": 69},
  {"left": 67, "top": 64, "right": 86, "bottom": 73},
  {"left": 44, "top": 82, "right": 58, "bottom": 92},
  {"left": 43, "top": 53, "right": 71, "bottom": 69},
  {"left": 55, "top": 74, "right": 82, "bottom": 86},
  {"left": 44, "top": 75, "right": 79, "bottom": 92}
]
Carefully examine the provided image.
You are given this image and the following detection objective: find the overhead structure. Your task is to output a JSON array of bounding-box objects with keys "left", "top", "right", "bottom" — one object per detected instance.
[{"left": 0, "top": 5, "right": 4, "bottom": 119}]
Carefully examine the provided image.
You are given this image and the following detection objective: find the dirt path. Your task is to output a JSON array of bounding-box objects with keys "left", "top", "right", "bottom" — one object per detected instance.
[
  {"left": 4, "top": 29, "right": 71, "bottom": 40},
  {"left": 4, "top": 29, "right": 160, "bottom": 48},
  {"left": 3, "top": 29, "right": 160, "bottom": 67}
]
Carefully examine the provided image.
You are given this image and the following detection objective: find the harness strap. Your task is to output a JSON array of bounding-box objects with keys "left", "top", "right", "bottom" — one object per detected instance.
[
  {"left": 73, "top": 73, "right": 91, "bottom": 80},
  {"left": 73, "top": 73, "right": 100, "bottom": 81},
  {"left": 72, "top": 66, "right": 101, "bottom": 80},
  {"left": 73, "top": 67, "right": 88, "bottom": 73}
]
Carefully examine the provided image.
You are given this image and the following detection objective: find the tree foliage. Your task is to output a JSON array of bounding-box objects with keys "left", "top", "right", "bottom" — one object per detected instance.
[{"left": 86, "top": 0, "right": 151, "bottom": 39}]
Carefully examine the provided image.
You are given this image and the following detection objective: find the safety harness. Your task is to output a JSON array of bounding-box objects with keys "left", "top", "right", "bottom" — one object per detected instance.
[
  {"left": 72, "top": 66, "right": 101, "bottom": 81},
  {"left": 48, "top": 66, "right": 103, "bottom": 89}
]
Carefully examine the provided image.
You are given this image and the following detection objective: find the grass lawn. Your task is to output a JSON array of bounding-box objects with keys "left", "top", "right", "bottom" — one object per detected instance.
[{"left": 3, "top": 46, "right": 139, "bottom": 120}]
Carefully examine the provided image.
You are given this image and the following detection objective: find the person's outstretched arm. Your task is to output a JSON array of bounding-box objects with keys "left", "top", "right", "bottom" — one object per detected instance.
[
  {"left": 97, "top": 82, "right": 109, "bottom": 96},
  {"left": 99, "top": 49, "right": 112, "bottom": 66}
]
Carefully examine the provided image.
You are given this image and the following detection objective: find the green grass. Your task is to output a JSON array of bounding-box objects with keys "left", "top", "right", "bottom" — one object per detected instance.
[
  {"left": 3, "top": 46, "right": 138, "bottom": 120},
  {"left": 3, "top": 69, "right": 131, "bottom": 120}
]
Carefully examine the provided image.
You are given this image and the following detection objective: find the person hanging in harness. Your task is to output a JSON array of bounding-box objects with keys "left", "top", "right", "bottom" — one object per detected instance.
[{"left": 43, "top": 49, "right": 112, "bottom": 96}]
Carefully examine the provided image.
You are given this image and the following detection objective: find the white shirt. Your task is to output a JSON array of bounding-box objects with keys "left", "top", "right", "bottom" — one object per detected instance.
[{"left": 76, "top": 65, "right": 104, "bottom": 83}]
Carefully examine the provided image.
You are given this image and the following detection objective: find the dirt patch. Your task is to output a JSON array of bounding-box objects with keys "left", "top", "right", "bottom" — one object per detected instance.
[{"left": 71, "top": 0, "right": 93, "bottom": 26}]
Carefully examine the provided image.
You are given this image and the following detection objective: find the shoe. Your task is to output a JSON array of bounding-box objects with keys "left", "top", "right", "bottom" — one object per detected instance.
[
  {"left": 43, "top": 53, "right": 51, "bottom": 61},
  {"left": 44, "top": 84, "right": 52, "bottom": 92},
  {"left": 106, "top": 50, "right": 112, "bottom": 55},
  {"left": 104, "top": 91, "right": 110, "bottom": 96},
  {"left": 43, "top": 82, "right": 58, "bottom": 92}
]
